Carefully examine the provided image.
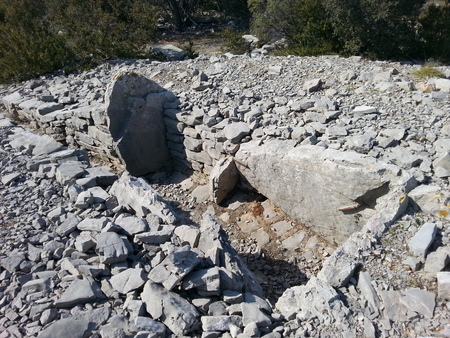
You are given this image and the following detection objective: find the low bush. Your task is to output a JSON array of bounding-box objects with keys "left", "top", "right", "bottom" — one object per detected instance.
[{"left": 411, "top": 66, "right": 445, "bottom": 78}]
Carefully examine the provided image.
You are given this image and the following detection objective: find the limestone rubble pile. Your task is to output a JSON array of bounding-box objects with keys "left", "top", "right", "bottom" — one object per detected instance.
[{"left": 0, "top": 52, "right": 449, "bottom": 337}]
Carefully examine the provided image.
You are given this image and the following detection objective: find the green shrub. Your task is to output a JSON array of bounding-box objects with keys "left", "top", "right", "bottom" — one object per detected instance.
[
  {"left": 183, "top": 41, "right": 199, "bottom": 59},
  {"left": 417, "top": 2, "right": 450, "bottom": 62},
  {"left": 249, "top": 0, "right": 338, "bottom": 56},
  {"left": 0, "top": 0, "right": 158, "bottom": 83},
  {"left": 220, "top": 27, "right": 248, "bottom": 54},
  {"left": 0, "top": 0, "right": 72, "bottom": 82},
  {"left": 411, "top": 66, "right": 445, "bottom": 78}
]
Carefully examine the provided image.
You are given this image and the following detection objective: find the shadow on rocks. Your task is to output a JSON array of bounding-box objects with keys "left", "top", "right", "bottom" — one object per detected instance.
[{"left": 240, "top": 252, "right": 308, "bottom": 306}]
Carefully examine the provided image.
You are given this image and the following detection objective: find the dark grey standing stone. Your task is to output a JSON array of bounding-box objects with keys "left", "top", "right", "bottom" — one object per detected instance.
[{"left": 105, "top": 73, "right": 171, "bottom": 176}]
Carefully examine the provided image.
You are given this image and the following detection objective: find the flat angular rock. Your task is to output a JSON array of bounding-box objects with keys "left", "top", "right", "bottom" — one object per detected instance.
[
  {"left": 77, "top": 217, "right": 110, "bottom": 232},
  {"left": 435, "top": 78, "right": 450, "bottom": 92},
  {"left": 115, "top": 216, "right": 148, "bottom": 235},
  {"left": 241, "top": 302, "right": 272, "bottom": 327},
  {"left": 110, "top": 172, "right": 176, "bottom": 223},
  {"left": 201, "top": 315, "right": 243, "bottom": 332},
  {"left": 182, "top": 267, "right": 221, "bottom": 296},
  {"left": 408, "top": 222, "right": 437, "bottom": 258},
  {"left": 149, "top": 245, "right": 200, "bottom": 290},
  {"left": 57, "top": 213, "right": 81, "bottom": 237},
  {"left": 55, "top": 277, "right": 104, "bottom": 308},
  {"left": 210, "top": 156, "right": 239, "bottom": 204},
  {"left": 174, "top": 225, "right": 200, "bottom": 248},
  {"left": 56, "top": 162, "right": 86, "bottom": 185},
  {"left": 0, "top": 255, "right": 25, "bottom": 273},
  {"left": 235, "top": 140, "right": 405, "bottom": 245},
  {"left": 400, "top": 288, "right": 435, "bottom": 319},
  {"left": 152, "top": 44, "right": 186, "bottom": 61},
  {"left": 409, "top": 185, "right": 450, "bottom": 218},
  {"left": 223, "top": 122, "right": 251, "bottom": 144},
  {"left": 135, "top": 225, "right": 175, "bottom": 244},
  {"left": 96, "top": 232, "right": 132, "bottom": 264},
  {"left": 276, "top": 277, "right": 349, "bottom": 327},
  {"left": 84, "top": 167, "right": 118, "bottom": 186},
  {"left": 1, "top": 173, "right": 21, "bottom": 185},
  {"left": 39, "top": 307, "right": 110, "bottom": 338},
  {"left": 133, "top": 316, "right": 166, "bottom": 335},
  {"left": 37, "top": 102, "right": 63, "bottom": 115},
  {"left": 105, "top": 72, "right": 170, "bottom": 176},
  {"left": 379, "top": 290, "right": 415, "bottom": 322},
  {"left": 437, "top": 272, "right": 450, "bottom": 300},
  {"left": 141, "top": 281, "right": 200, "bottom": 336},
  {"left": 424, "top": 246, "right": 450, "bottom": 273},
  {"left": 110, "top": 268, "right": 146, "bottom": 294},
  {"left": 352, "top": 106, "right": 377, "bottom": 114},
  {"left": 358, "top": 271, "right": 380, "bottom": 315},
  {"left": 303, "top": 78, "right": 322, "bottom": 92}
]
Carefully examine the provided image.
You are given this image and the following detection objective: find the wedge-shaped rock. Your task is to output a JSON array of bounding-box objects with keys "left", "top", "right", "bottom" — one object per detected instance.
[
  {"left": 55, "top": 277, "right": 104, "bottom": 308},
  {"left": 141, "top": 281, "right": 200, "bottom": 336},
  {"left": 400, "top": 288, "right": 435, "bottom": 319},
  {"left": 182, "top": 267, "right": 221, "bottom": 296},
  {"left": 39, "top": 307, "right": 110, "bottom": 338},
  {"left": 210, "top": 156, "right": 239, "bottom": 204},
  {"left": 148, "top": 245, "right": 200, "bottom": 290},
  {"left": 236, "top": 140, "right": 407, "bottom": 244},
  {"left": 110, "top": 171, "right": 176, "bottom": 223},
  {"left": 96, "top": 232, "right": 132, "bottom": 264},
  {"left": 110, "top": 268, "right": 146, "bottom": 294},
  {"left": 276, "top": 277, "right": 351, "bottom": 330},
  {"left": 115, "top": 216, "right": 148, "bottom": 235}
]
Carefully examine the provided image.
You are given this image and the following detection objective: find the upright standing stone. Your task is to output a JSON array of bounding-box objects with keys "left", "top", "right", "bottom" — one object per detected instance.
[{"left": 105, "top": 72, "right": 172, "bottom": 176}]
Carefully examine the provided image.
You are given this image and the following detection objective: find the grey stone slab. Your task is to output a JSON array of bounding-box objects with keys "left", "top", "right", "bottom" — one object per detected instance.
[
  {"left": 149, "top": 246, "right": 200, "bottom": 290},
  {"left": 141, "top": 281, "right": 200, "bottom": 336},
  {"left": 56, "top": 213, "right": 81, "bottom": 237},
  {"left": 424, "top": 246, "right": 450, "bottom": 274},
  {"left": 201, "top": 315, "right": 243, "bottom": 332},
  {"left": 134, "top": 226, "right": 175, "bottom": 245},
  {"left": 241, "top": 302, "right": 272, "bottom": 327},
  {"left": 77, "top": 217, "right": 110, "bottom": 232},
  {"left": 437, "top": 272, "right": 450, "bottom": 300},
  {"left": 408, "top": 222, "right": 437, "bottom": 258},
  {"left": 400, "top": 288, "right": 435, "bottom": 319},
  {"left": 39, "top": 307, "right": 110, "bottom": 338},
  {"left": 182, "top": 267, "right": 221, "bottom": 296},
  {"left": 105, "top": 73, "right": 170, "bottom": 176},
  {"left": 84, "top": 167, "right": 118, "bottom": 186},
  {"left": 223, "top": 122, "right": 251, "bottom": 144},
  {"left": 210, "top": 157, "right": 239, "bottom": 204},
  {"left": 55, "top": 277, "right": 104, "bottom": 308},
  {"left": 96, "top": 232, "right": 132, "bottom": 264},
  {"left": 1, "top": 173, "right": 21, "bottom": 185},
  {"left": 110, "top": 172, "right": 176, "bottom": 223},
  {"left": 56, "top": 162, "right": 86, "bottom": 184},
  {"left": 115, "top": 216, "right": 148, "bottom": 235},
  {"left": 110, "top": 268, "right": 146, "bottom": 294}
]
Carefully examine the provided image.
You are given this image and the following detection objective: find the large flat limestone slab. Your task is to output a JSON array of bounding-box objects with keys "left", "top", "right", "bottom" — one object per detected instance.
[{"left": 235, "top": 140, "right": 409, "bottom": 245}]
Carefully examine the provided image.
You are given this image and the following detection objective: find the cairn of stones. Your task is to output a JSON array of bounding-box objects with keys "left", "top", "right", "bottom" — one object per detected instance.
[{"left": 1, "top": 50, "right": 450, "bottom": 337}]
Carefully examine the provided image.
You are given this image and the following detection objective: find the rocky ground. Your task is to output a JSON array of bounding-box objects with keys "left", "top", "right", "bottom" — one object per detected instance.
[{"left": 0, "top": 49, "right": 450, "bottom": 337}]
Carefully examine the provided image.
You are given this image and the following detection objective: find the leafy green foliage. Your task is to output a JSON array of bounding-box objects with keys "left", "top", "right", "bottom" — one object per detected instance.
[
  {"left": 182, "top": 41, "right": 199, "bottom": 59},
  {"left": 220, "top": 27, "right": 248, "bottom": 54},
  {"left": 0, "top": 0, "right": 157, "bottom": 83},
  {"left": 418, "top": 2, "right": 450, "bottom": 62}
]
